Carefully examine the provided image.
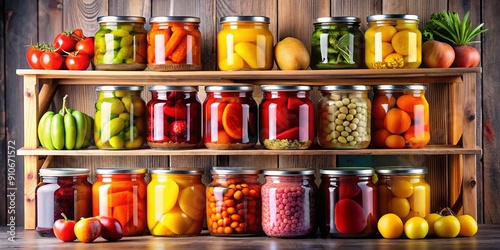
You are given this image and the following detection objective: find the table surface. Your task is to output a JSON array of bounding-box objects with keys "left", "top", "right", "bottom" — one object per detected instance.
[{"left": 1, "top": 224, "right": 499, "bottom": 249}]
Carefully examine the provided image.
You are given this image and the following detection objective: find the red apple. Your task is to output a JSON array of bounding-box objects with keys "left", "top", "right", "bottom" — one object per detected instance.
[
  {"left": 422, "top": 40, "right": 455, "bottom": 68},
  {"left": 96, "top": 215, "right": 123, "bottom": 242},
  {"left": 452, "top": 45, "right": 481, "bottom": 67}
]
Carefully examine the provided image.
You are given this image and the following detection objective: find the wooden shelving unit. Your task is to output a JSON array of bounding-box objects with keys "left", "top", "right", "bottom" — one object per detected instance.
[{"left": 17, "top": 68, "right": 481, "bottom": 229}]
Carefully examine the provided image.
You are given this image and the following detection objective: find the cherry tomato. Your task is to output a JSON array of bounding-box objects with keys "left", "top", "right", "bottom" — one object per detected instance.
[
  {"left": 26, "top": 44, "right": 46, "bottom": 69},
  {"left": 52, "top": 213, "right": 77, "bottom": 242},
  {"left": 433, "top": 215, "right": 460, "bottom": 238},
  {"left": 404, "top": 217, "right": 429, "bottom": 239},
  {"left": 65, "top": 51, "right": 90, "bottom": 70},
  {"left": 40, "top": 50, "right": 63, "bottom": 70},
  {"left": 424, "top": 213, "right": 442, "bottom": 237},
  {"left": 54, "top": 30, "right": 77, "bottom": 54},
  {"left": 76, "top": 37, "right": 95, "bottom": 58},
  {"left": 377, "top": 213, "right": 404, "bottom": 239},
  {"left": 457, "top": 214, "right": 478, "bottom": 237}
]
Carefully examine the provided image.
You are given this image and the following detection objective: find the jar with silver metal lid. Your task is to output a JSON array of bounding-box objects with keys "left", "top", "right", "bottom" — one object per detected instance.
[
  {"left": 311, "top": 16, "right": 365, "bottom": 69},
  {"left": 318, "top": 85, "right": 371, "bottom": 149},
  {"left": 94, "top": 16, "right": 148, "bottom": 70},
  {"left": 259, "top": 85, "right": 314, "bottom": 150},
  {"left": 218, "top": 16, "right": 274, "bottom": 70}
]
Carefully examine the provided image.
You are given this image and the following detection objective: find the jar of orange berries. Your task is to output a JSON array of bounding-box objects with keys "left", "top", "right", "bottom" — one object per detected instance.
[
  {"left": 371, "top": 85, "right": 429, "bottom": 149},
  {"left": 365, "top": 14, "right": 422, "bottom": 69}
]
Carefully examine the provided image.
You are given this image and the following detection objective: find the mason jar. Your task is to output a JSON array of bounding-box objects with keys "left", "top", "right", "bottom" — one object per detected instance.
[
  {"left": 147, "top": 168, "right": 205, "bottom": 236},
  {"left": 218, "top": 16, "right": 274, "bottom": 70},
  {"left": 318, "top": 167, "right": 377, "bottom": 238},
  {"left": 92, "top": 168, "right": 148, "bottom": 236},
  {"left": 311, "top": 16, "right": 365, "bottom": 69},
  {"left": 318, "top": 85, "right": 371, "bottom": 149},
  {"left": 259, "top": 85, "right": 314, "bottom": 150},
  {"left": 94, "top": 16, "right": 148, "bottom": 70},
  {"left": 365, "top": 14, "right": 422, "bottom": 69},
  {"left": 36, "top": 168, "right": 92, "bottom": 237},
  {"left": 371, "top": 85, "right": 429, "bottom": 149},
  {"left": 147, "top": 16, "right": 202, "bottom": 71},
  {"left": 95, "top": 86, "right": 146, "bottom": 150},
  {"left": 147, "top": 86, "right": 201, "bottom": 149}
]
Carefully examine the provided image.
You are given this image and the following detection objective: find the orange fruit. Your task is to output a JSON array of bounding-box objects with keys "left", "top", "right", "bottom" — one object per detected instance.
[
  {"left": 396, "top": 94, "right": 425, "bottom": 114},
  {"left": 384, "top": 108, "right": 411, "bottom": 134},
  {"left": 222, "top": 103, "right": 243, "bottom": 139},
  {"left": 372, "top": 95, "right": 396, "bottom": 119},
  {"left": 372, "top": 128, "right": 391, "bottom": 148},
  {"left": 216, "top": 130, "right": 234, "bottom": 144},
  {"left": 385, "top": 134, "right": 406, "bottom": 149},
  {"left": 404, "top": 125, "right": 430, "bottom": 148}
]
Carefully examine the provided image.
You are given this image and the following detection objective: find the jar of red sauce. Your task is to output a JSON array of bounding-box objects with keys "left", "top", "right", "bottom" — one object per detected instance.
[
  {"left": 92, "top": 168, "right": 147, "bottom": 236},
  {"left": 203, "top": 85, "right": 258, "bottom": 150},
  {"left": 207, "top": 167, "right": 263, "bottom": 236},
  {"left": 318, "top": 167, "right": 377, "bottom": 238},
  {"left": 261, "top": 168, "right": 317, "bottom": 238},
  {"left": 259, "top": 85, "right": 314, "bottom": 150},
  {"left": 147, "top": 86, "right": 201, "bottom": 149}
]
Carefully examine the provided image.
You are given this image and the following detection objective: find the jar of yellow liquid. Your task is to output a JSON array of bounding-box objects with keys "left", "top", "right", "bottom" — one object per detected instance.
[
  {"left": 365, "top": 14, "right": 422, "bottom": 69},
  {"left": 217, "top": 16, "right": 274, "bottom": 70}
]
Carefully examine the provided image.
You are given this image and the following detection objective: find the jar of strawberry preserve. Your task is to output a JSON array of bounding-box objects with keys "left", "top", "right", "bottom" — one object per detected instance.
[
  {"left": 203, "top": 85, "right": 258, "bottom": 150},
  {"left": 147, "top": 16, "right": 202, "bottom": 71},
  {"left": 260, "top": 85, "right": 314, "bottom": 150},
  {"left": 318, "top": 167, "right": 377, "bottom": 238},
  {"left": 36, "top": 168, "right": 92, "bottom": 236},
  {"left": 93, "top": 168, "right": 147, "bottom": 236},
  {"left": 147, "top": 168, "right": 205, "bottom": 236},
  {"left": 218, "top": 16, "right": 274, "bottom": 70},
  {"left": 371, "top": 85, "right": 429, "bottom": 149},
  {"left": 207, "top": 167, "right": 263, "bottom": 236},
  {"left": 318, "top": 85, "right": 371, "bottom": 149},
  {"left": 95, "top": 86, "right": 147, "bottom": 150},
  {"left": 365, "top": 14, "right": 422, "bottom": 69},
  {"left": 261, "top": 168, "right": 317, "bottom": 238},
  {"left": 147, "top": 86, "right": 201, "bottom": 149},
  {"left": 374, "top": 166, "right": 430, "bottom": 222}
]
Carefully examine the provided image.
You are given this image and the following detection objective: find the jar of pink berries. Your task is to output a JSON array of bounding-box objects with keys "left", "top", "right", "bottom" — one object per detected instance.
[{"left": 261, "top": 168, "right": 318, "bottom": 238}]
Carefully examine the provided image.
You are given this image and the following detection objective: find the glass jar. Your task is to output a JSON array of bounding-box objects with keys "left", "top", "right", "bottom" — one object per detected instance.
[
  {"left": 93, "top": 168, "right": 148, "bottom": 236},
  {"left": 94, "top": 16, "right": 148, "bottom": 70},
  {"left": 365, "top": 14, "right": 422, "bottom": 69},
  {"left": 311, "top": 17, "right": 365, "bottom": 69},
  {"left": 261, "top": 168, "right": 317, "bottom": 238},
  {"left": 203, "top": 85, "right": 258, "bottom": 150},
  {"left": 146, "top": 86, "right": 201, "bottom": 149},
  {"left": 147, "top": 168, "right": 205, "bottom": 236},
  {"left": 218, "top": 16, "right": 274, "bottom": 70},
  {"left": 207, "top": 167, "right": 263, "bottom": 236},
  {"left": 318, "top": 85, "right": 371, "bottom": 149},
  {"left": 375, "top": 166, "right": 430, "bottom": 222},
  {"left": 371, "top": 85, "right": 429, "bottom": 149},
  {"left": 36, "top": 168, "right": 92, "bottom": 236},
  {"left": 95, "top": 86, "right": 146, "bottom": 150},
  {"left": 147, "top": 16, "right": 202, "bottom": 71},
  {"left": 318, "top": 167, "right": 377, "bottom": 238},
  {"left": 260, "top": 85, "right": 314, "bottom": 150}
]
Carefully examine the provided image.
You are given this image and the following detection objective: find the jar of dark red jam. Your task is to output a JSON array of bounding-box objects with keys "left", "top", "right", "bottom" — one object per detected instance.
[
  {"left": 318, "top": 167, "right": 377, "bottom": 238},
  {"left": 147, "top": 86, "right": 201, "bottom": 149},
  {"left": 36, "top": 168, "right": 92, "bottom": 236},
  {"left": 261, "top": 168, "right": 317, "bottom": 238},
  {"left": 259, "top": 85, "right": 314, "bottom": 150},
  {"left": 207, "top": 167, "right": 263, "bottom": 236},
  {"left": 203, "top": 85, "right": 258, "bottom": 150}
]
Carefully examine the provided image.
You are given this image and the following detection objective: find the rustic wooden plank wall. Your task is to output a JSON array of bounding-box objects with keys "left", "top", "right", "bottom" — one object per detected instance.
[{"left": 1, "top": 0, "right": 497, "bottom": 225}]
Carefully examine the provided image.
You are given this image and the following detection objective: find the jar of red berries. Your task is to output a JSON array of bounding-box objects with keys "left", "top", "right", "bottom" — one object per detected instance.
[{"left": 147, "top": 86, "right": 201, "bottom": 149}]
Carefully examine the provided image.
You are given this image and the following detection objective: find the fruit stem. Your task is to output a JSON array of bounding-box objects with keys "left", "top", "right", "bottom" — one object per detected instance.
[
  {"left": 61, "top": 213, "right": 68, "bottom": 221},
  {"left": 62, "top": 94, "right": 68, "bottom": 115}
]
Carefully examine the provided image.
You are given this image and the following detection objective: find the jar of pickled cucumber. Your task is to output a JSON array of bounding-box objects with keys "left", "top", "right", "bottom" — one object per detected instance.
[
  {"left": 95, "top": 86, "right": 146, "bottom": 150},
  {"left": 365, "top": 14, "right": 422, "bottom": 69},
  {"left": 259, "top": 85, "right": 314, "bottom": 150},
  {"left": 261, "top": 168, "right": 318, "bottom": 238},
  {"left": 318, "top": 85, "right": 371, "bottom": 149},
  {"left": 218, "top": 16, "right": 274, "bottom": 70},
  {"left": 207, "top": 167, "right": 263, "bottom": 236},
  {"left": 311, "top": 17, "right": 365, "bottom": 69},
  {"left": 318, "top": 167, "right": 377, "bottom": 238},
  {"left": 374, "top": 166, "right": 430, "bottom": 222},
  {"left": 94, "top": 16, "right": 148, "bottom": 71},
  {"left": 371, "top": 85, "right": 429, "bottom": 149},
  {"left": 36, "top": 168, "right": 92, "bottom": 236},
  {"left": 147, "top": 16, "right": 202, "bottom": 71},
  {"left": 203, "top": 85, "right": 258, "bottom": 150},
  {"left": 93, "top": 168, "right": 148, "bottom": 236},
  {"left": 146, "top": 86, "right": 201, "bottom": 149},
  {"left": 147, "top": 168, "right": 205, "bottom": 236}
]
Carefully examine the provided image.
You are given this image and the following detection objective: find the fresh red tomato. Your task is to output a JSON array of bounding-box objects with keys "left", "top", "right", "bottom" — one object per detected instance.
[
  {"left": 40, "top": 50, "right": 64, "bottom": 70},
  {"left": 65, "top": 51, "right": 90, "bottom": 70},
  {"left": 52, "top": 213, "right": 77, "bottom": 242},
  {"left": 54, "top": 30, "right": 77, "bottom": 54},
  {"left": 75, "top": 37, "right": 95, "bottom": 58},
  {"left": 26, "top": 44, "right": 46, "bottom": 69},
  {"left": 72, "top": 28, "right": 84, "bottom": 39}
]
